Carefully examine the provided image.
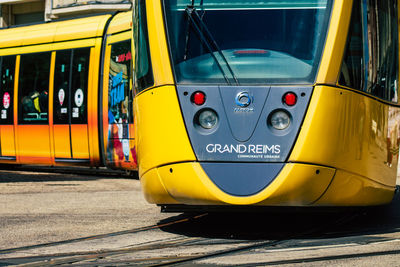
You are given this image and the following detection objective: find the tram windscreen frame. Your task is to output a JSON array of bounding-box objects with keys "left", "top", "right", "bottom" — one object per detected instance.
[{"left": 163, "top": 0, "right": 333, "bottom": 85}]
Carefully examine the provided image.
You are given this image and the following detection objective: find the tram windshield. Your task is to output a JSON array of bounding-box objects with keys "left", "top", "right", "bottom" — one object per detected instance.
[{"left": 163, "top": 0, "right": 333, "bottom": 85}]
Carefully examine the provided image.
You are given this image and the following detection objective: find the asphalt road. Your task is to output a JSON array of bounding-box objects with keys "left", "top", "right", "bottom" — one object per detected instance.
[
  {"left": 0, "top": 168, "right": 399, "bottom": 266},
  {"left": 0, "top": 168, "right": 175, "bottom": 250}
]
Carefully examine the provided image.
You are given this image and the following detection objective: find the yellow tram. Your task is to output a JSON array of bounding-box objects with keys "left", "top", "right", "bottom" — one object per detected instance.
[
  {"left": 0, "top": 11, "right": 137, "bottom": 170},
  {"left": 134, "top": 0, "right": 400, "bottom": 209}
]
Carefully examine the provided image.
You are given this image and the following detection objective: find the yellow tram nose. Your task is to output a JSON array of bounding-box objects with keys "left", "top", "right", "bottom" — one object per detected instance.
[
  {"left": 135, "top": 0, "right": 399, "bottom": 210},
  {"left": 141, "top": 162, "right": 336, "bottom": 206}
]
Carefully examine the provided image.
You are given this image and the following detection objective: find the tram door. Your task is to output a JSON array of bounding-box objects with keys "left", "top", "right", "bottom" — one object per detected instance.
[
  {"left": 104, "top": 40, "right": 136, "bottom": 169},
  {"left": 0, "top": 56, "right": 16, "bottom": 160},
  {"left": 53, "top": 48, "right": 90, "bottom": 162}
]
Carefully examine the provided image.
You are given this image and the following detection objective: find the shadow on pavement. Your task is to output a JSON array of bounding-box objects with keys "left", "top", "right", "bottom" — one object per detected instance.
[
  {"left": 158, "top": 192, "right": 400, "bottom": 241},
  {"left": 0, "top": 165, "right": 137, "bottom": 182}
]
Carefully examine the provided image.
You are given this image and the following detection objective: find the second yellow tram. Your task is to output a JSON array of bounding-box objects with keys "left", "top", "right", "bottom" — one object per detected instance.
[{"left": 0, "top": 11, "right": 137, "bottom": 170}]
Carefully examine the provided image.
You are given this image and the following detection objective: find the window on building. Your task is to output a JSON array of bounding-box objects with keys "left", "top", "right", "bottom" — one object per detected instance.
[{"left": 14, "top": 12, "right": 44, "bottom": 25}]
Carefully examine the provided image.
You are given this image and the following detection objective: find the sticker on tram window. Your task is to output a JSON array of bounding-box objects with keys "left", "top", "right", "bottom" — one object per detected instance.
[
  {"left": 61, "top": 108, "right": 67, "bottom": 114},
  {"left": 116, "top": 51, "right": 132, "bottom": 63},
  {"left": 3, "top": 92, "right": 10, "bottom": 109},
  {"left": 122, "top": 139, "right": 130, "bottom": 162},
  {"left": 1, "top": 110, "right": 6, "bottom": 119},
  {"left": 72, "top": 107, "right": 79, "bottom": 118},
  {"left": 58, "top": 89, "right": 65, "bottom": 106},
  {"left": 74, "top": 89, "right": 84, "bottom": 107}
]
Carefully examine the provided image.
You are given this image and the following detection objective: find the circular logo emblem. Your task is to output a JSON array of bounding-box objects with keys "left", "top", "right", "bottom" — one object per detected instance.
[
  {"left": 74, "top": 89, "right": 84, "bottom": 107},
  {"left": 235, "top": 92, "right": 252, "bottom": 107}
]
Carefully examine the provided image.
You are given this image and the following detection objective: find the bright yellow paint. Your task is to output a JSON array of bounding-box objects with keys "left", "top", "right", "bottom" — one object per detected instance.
[
  {"left": 71, "top": 125, "right": 90, "bottom": 159},
  {"left": 107, "top": 31, "right": 132, "bottom": 44},
  {"left": 106, "top": 11, "right": 132, "bottom": 36},
  {"left": 141, "top": 167, "right": 179, "bottom": 204},
  {"left": 0, "top": 15, "right": 110, "bottom": 49},
  {"left": 141, "top": 162, "right": 335, "bottom": 206},
  {"left": 0, "top": 39, "right": 98, "bottom": 56},
  {"left": 17, "top": 125, "right": 51, "bottom": 163},
  {"left": 0, "top": 44, "right": 53, "bottom": 56},
  {"left": 54, "top": 15, "right": 111, "bottom": 42},
  {"left": 0, "top": 126, "right": 16, "bottom": 157},
  {"left": 134, "top": 85, "right": 196, "bottom": 176},
  {"left": 52, "top": 39, "right": 97, "bottom": 51},
  {"left": 316, "top": 169, "right": 394, "bottom": 206},
  {"left": 87, "top": 45, "right": 101, "bottom": 165},
  {"left": 316, "top": 0, "right": 353, "bottom": 84},
  {"left": 290, "top": 85, "right": 396, "bottom": 188},
  {"left": 146, "top": 0, "right": 174, "bottom": 86},
  {"left": 53, "top": 125, "right": 72, "bottom": 159}
]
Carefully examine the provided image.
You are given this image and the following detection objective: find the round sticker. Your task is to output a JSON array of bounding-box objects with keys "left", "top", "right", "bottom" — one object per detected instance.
[
  {"left": 58, "top": 89, "right": 65, "bottom": 106},
  {"left": 74, "top": 89, "right": 84, "bottom": 107},
  {"left": 3, "top": 92, "right": 10, "bottom": 109}
]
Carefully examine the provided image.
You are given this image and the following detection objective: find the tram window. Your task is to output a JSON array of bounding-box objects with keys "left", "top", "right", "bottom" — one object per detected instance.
[
  {"left": 339, "top": 0, "right": 398, "bottom": 102},
  {"left": 109, "top": 40, "right": 133, "bottom": 124},
  {"left": 339, "top": 5, "right": 364, "bottom": 91},
  {"left": 0, "top": 56, "right": 16, "bottom": 125},
  {"left": 53, "top": 50, "right": 71, "bottom": 124},
  {"left": 369, "top": 1, "right": 398, "bottom": 102},
  {"left": 18, "top": 52, "right": 51, "bottom": 124},
  {"left": 71, "top": 48, "right": 90, "bottom": 124},
  {"left": 134, "top": 0, "right": 154, "bottom": 92}
]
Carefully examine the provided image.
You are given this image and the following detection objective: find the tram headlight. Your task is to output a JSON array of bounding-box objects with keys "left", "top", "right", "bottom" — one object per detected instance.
[
  {"left": 198, "top": 109, "right": 218, "bottom": 129},
  {"left": 269, "top": 110, "right": 291, "bottom": 130}
]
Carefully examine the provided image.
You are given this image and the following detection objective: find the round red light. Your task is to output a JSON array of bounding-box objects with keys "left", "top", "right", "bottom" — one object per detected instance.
[
  {"left": 284, "top": 92, "right": 297, "bottom": 106},
  {"left": 192, "top": 91, "right": 206, "bottom": 105}
]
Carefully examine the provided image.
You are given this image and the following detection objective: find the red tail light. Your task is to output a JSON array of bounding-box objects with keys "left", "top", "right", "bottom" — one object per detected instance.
[
  {"left": 283, "top": 92, "right": 297, "bottom": 106},
  {"left": 192, "top": 91, "right": 206, "bottom": 106}
]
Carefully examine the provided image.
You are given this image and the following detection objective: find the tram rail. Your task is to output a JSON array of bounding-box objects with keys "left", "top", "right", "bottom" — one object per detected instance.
[
  {"left": 0, "top": 213, "right": 207, "bottom": 256},
  {"left": 0, "top": 210, "right": 366, "bottom": 266}
]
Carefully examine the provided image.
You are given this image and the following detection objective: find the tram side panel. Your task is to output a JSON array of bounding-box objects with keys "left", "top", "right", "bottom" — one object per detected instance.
[
  {"left": 0, "top": 15, "right": 111, "bottom": 166},
  {"left": 290, "top": 86, "right": 397, "bottom": 206}
]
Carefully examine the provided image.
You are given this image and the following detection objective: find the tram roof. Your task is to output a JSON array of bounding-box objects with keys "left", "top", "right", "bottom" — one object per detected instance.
[
  {"left": 106, "top": 11, "right": 132, "bottom": 36},
  {"left": 0, "top": 13, "right": 116, "bottom": 49}
]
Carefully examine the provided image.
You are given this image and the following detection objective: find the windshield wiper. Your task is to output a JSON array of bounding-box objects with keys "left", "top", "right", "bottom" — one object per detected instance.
[{"left": 184, "top": 4, "right": 239, "bottom": 85}]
